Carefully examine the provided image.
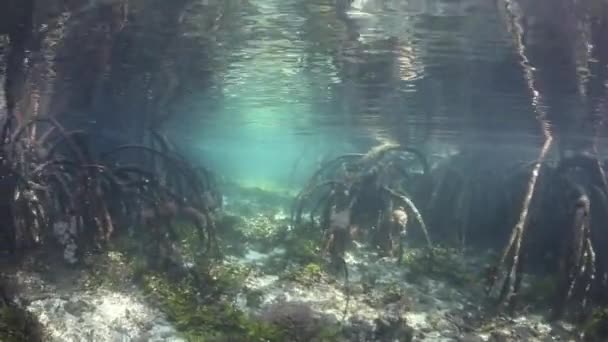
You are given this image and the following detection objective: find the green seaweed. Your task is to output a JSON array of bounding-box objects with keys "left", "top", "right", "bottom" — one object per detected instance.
[
  {"left": 216, "top": 214, "right": 249, "bottom": 256},
  {"left": 281, "top": 262, "right": 325, "bottom": 287},
  {"left": 216, "top": 211, "right": 287, "bottom": 254},
  {"left": 244, "top": 289, "right": 265, "bottom": 309},
  {"left": 205, "top": 262, "right": 252, "bottom": 298},
  {"left": 403, "top": 247, "right": 476, "bottom": 287},
  {"left": 240, "top": 216, "right": 288, "bottom": 252},
  {"left": 381, "top": 282, "right": 405, "bottom": 305},
  {"left": 142, "top": 273, "right": 285, "bottom": 341},
  {"left": 316, "top": 325, "right": 344, "bottom": 342},
  {"left": 88, "top": 233, "right": 280, "bottom": 340},
  {"left": 284, "top": 229, "right": 324, "bottom": 265},
  {"left": 581, "top": 307, "right": 608, "bottom": 341},
  {"left": 83, "top": 251, "right": 135, "bottom": 291},
  {"left": 0, "top": 302, "right": 45, "bottom": 342}
]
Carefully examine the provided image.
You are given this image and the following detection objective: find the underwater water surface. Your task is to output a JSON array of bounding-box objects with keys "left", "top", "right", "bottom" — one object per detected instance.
[{"left": 167, "top": 0, "right": 548, "bottom": 191}]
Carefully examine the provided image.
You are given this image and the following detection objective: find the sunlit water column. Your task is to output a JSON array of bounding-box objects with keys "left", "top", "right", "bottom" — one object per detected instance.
[{"left": 196, "top": 0, "right": 352, "bottom": 192}]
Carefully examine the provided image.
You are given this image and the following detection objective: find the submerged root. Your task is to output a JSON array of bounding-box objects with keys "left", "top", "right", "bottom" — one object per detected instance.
[
  {"left": 292, "top": 144, "right": 431, "bottom": 272},
  {"left": 290, "top": 144, "right": 432, "bottom": 321},
  {"left": 428, "top": 144, "right": 608, "bottom": 321},
  {"left": 554, "top": 188, "right": 597, "bottom": 319},
  {"left": 0, "top": 116, "right": 221, "bottom": 275}
]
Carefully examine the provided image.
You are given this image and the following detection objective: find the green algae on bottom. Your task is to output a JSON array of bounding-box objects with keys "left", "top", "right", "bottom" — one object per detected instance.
[
  {"left": 281, "top": 262, "right": 325, "bottom": 287},
  {"left": 81, "top": 237, "right": 283, "bottom": 341},
  {"left": 581, "top": 307, "right": 608, "bottom": 341},
  {"left": 141, "top": 272, "right": 285, "bottom": 341},
  {"left": 0, "top": 302, "right": 45, "bottom": 342},
  {"left": 402, "top": 246, "right": 477, "bottom": 287}
]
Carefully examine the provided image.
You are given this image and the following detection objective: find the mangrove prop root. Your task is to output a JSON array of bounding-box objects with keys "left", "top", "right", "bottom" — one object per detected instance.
[
  {"left": 492, "top": 136, "right": 553, "bottom": 309},
  {"left": 338, "top": 255, "right": 350, "bottom": 322},
  {"left": 141, "top": 201, "right": 218, "bottom": 257},
  {"left": 0, "top": 116, "right": 220, "bottom": 270},
  {"left": 10, "top": 118, "right": 85, "bottom": 162},
  {"left": 492, "top": 0, "right": 554, "bottom": 311},
  {"left": 292, "top": 143, "right": 431, "bottom": 290},
  {"left": 554, "top": 191, "right": 597, "bottom": 319}
]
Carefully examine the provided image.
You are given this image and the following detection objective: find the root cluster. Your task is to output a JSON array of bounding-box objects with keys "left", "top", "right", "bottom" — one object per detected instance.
[
  {"left": 428, "top": 149, "right": 608, "bottom": 320},
  {"left": 0, "top": 116, "right": 220, "bottom": 270},
  {"left": 292, "top": 143, "right": 432, "bottom": 265},
  {"left": 294, "top": 143, "right": 608, "bottom": 324}
]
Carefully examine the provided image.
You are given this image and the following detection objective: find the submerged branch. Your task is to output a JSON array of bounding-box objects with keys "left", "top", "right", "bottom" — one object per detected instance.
[{"left": 493, "top": 0, "right": 555, "bottom": 310}]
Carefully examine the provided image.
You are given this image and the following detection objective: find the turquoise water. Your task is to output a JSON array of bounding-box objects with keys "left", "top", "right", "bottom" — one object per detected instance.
[
  {"left": 2, "top": 0, "right": 600, "bottom": 201},
  {"left": 165, "top": 0, "right": 534, "bottom": 190},
  {"left": 1, "top": 1, "right": 608, "bottom": 341}
]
